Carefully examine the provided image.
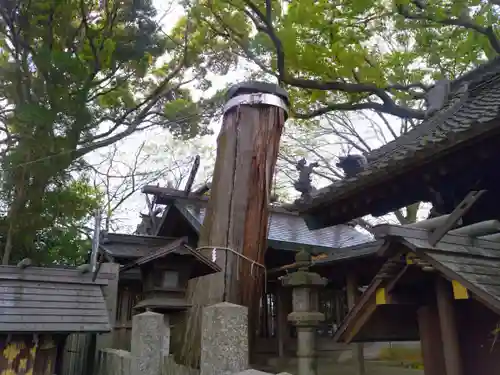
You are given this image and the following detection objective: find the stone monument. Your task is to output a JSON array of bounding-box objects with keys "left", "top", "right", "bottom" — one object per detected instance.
[
  {"left": 130, "top": 311, "right": 165, "bottom": 375},
  {"left": 281, "top": 251, "right": 327, "bottom": 375},
  {"left": 200, "top": 302, "right": 249, "bottom": 375}
]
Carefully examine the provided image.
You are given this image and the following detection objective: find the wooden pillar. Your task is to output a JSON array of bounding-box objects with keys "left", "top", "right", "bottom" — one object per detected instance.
[
  {"left": 277, "top": 286, "right": 290, "bottom": 358},
  {"left": 436, "top": 277, "right": 463, "bottom": 375},
  {"left": 178, "top": 82, "right": 289, "bottom": 367},
  {"left": 198, "top": 82, "right": 288, "bottom": 303},
  {"left": 96, "top": 262, "right": 120, "bottom": 350},
  {"left": 417, "top": 306, "right": 446, "bottom": 375},
  {"left": 346, "top": 274, "right": 365, "bottom": 375}
]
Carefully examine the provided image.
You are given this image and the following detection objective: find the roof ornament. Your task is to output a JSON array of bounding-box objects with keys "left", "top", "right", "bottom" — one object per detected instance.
[
  {"left": 336, "top": 154, "right": 368, "bottom": 179},
  {"left": 424, "top": 79, "right": 451, "bottom": 119},
  {"left": 77, "top": 264, "right": 91, "bottom": 273},
  {"left": 293, "top": 158, "right": 318, "bottom": 198},
  {"left": 17, "top": 258, "right": 32, "bottom": 269},
  {"left": 135, "top": 209, "right": 161, "bottom": 235}
]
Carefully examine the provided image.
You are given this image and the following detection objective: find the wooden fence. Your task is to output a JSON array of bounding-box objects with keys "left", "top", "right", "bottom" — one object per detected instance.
[{"left": 61, "top": 333, "right": 94, "bottom": 375}]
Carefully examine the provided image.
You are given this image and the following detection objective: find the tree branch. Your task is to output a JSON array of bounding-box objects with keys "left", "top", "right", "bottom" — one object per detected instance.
[
  {"left": 294, "top": 100, "right": 425, "bottom": 119},
  {"left": 238, "top": 0, "right": 428, "bottom": 119},
  {"left": 75, "top": 18, "right": 193, "bottom": 156},
  {"left": 397, "top": 2, "right": 500, "bottom": 54}
]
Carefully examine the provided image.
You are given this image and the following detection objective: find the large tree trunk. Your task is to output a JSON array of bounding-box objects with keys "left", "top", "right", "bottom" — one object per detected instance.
[{"left": 173, "top": 85, "right": 287, "bottom": 368}]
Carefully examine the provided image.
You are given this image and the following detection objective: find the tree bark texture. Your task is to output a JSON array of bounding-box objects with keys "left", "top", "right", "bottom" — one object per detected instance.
[{"left": 173, "top": 103, "right": 286, "bottom": 368}]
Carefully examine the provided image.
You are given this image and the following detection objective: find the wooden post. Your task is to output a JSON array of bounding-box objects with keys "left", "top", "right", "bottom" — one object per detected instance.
[
  {"left": 417, "top": 306, "right": 446, "bottom": 375},
  {"left": 436, "top": 277, "right": 463, "bottom": 375},
  {"left": 176, "top": 82, "right": 289, "bottom": 367},
  {"left": 96, "top": 263, "right": 120, "bottom": 350},
  {"left": 346, "top": 274, "right": 365, "bottom": 375},
  {"left": 277, "top": 286, "right": 290, "bottom": 358}
]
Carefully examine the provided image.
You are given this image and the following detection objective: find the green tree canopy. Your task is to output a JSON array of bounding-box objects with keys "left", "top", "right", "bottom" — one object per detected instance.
[
  {"left": 179, "top": 0, "right": 500, "bottom": 119},
  {"left": 0, "top": 0, "right": 230, "bottom": 263},
  {"left": 0, "top": 175, "right": 100, "bottom": 265}
]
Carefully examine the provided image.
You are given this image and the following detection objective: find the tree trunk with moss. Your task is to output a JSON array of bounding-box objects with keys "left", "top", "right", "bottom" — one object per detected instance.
[{"left": 173, "top": 84, "right": 288, "bottom": 368}]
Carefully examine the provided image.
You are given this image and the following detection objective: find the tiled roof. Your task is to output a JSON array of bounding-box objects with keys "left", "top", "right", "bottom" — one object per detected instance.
[
  {"left": 0, "top": 266, "right": 112, "bottom": 333},
  {"left": 297, "top": 58, "right": 500, "bottom": 222},
  {"left": 178, "top": 202, "right": 371, "bottom": 252}
]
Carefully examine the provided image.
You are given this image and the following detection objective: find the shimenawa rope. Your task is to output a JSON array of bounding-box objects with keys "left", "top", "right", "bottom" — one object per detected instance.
[{"left": 195, "top": 246, "right": 267, "bottom": 302}]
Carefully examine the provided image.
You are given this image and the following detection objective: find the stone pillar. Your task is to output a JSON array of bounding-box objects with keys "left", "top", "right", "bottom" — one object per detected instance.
[
  {"left": 281, "top": 251, "right": 326, "bottom": 375},
  {"left": 130, "top": 311, "right": 165, "bottom": 375},
  {"left": 200, "top": 302, "right": 249, "bottom": 375}
]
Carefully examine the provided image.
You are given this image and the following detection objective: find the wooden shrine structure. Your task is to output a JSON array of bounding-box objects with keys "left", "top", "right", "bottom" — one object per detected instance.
[
  {"left": 0, "top": 263, "right": 115, "bottom": 375},
  {"left": 95, "top": 184, "right": 376, "bottom": 365},
  {"left": 334, "top": 223, "right": 500, "bottom": 375},
  {"left": 293, "top": 57, "right": 500, "bottom": 375}
]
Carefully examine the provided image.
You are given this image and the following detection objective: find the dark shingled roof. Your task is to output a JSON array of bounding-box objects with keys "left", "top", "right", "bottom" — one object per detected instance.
[
  {"left": 374, "top": 224, "right": 500, "bottom": 313},
  {"left": 176, "top": 202, "right": 371, "bottom": 252},
  {"left": 0, "top": 266, "right": 112, "bottom": 333},
  {"left": 296, "top": 58, "right": 500, "bottom": 227},
  {"left": 100, "top": 233, "right": 178, "bottom": 259},
  {"left": 119, "top": 236, "right": 221, "bottom": 278},
  {"left": 334, "top": 223, "right": 500, "bottom": 342}
]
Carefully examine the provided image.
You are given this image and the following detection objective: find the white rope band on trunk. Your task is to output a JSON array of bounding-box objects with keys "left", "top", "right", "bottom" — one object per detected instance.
[
  {"left": 223, "top": 93, "right": 289, "bottom": 116},
  {"left": 196, "top": 246, "right": 268, "bottom": 298}
]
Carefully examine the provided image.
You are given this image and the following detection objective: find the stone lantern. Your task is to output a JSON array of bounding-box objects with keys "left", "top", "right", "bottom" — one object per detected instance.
[
  {"left": 120, "top": 237, "right": 220, "bottom": 355},
  {"left": 281, "top": 250, "right": 327, "bottom": 375}
]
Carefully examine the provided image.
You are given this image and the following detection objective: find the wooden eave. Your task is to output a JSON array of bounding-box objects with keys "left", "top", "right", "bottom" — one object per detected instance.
[
  {"left": 119, "top": 237, "right": 221, "bottom": 278},
  {"left": 142, "top": 186, "right": 304, "bottom": 217},
  {"left": 373, "top": 224, "right": 500, "bottom": 253},
  {"left": 334, "top": 224, "right": 500, "bottom": 343},
  {"left": 103, "top": 232, "right": 178, "bottom": 245},
  {"left": 268, "top": 240, "right": 386, "bottom": 276},
  {"left": 99, "top": 233, "right": 178, "bottom": 260},
  {"left": 142, "top": 185, "right": 209, "bottom": 206},
  {"left": 298, "top": 120, "right": 500, "bottom": 229},
  {"left": 119, "top": 237, "right": 187, "bottom": 272},
  {"left": 416, "top": 252, "right": 500, "bottom": 315},
  {"left": 374, "top": 224, "right": 500, "bottom": 315},
  {"left": 134, "top": 297, "right": 191, "bottom": 311}
]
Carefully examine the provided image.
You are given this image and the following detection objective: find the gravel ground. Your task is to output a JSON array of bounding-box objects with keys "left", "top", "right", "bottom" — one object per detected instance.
[{"left": 272, "top": 361, "right": 423, "bottom": 375}]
